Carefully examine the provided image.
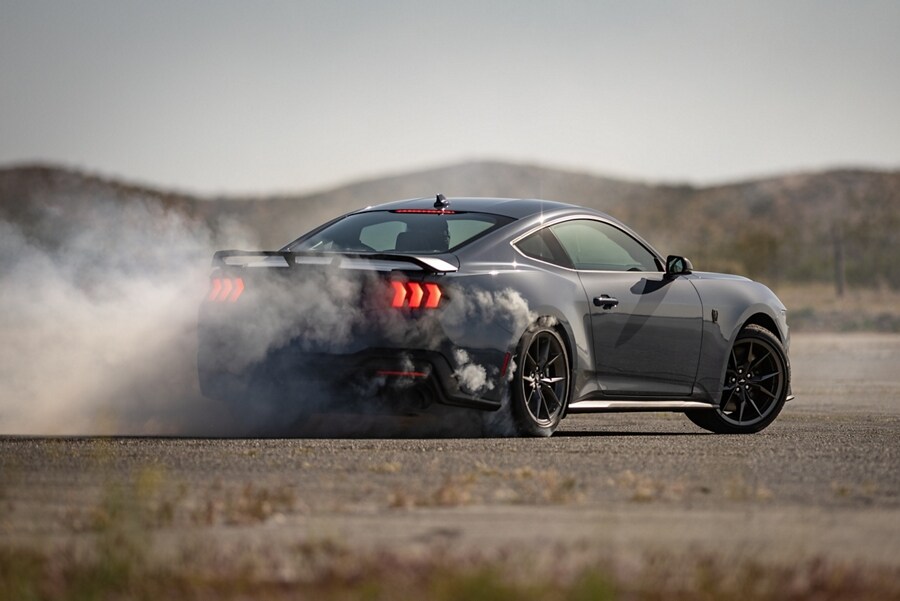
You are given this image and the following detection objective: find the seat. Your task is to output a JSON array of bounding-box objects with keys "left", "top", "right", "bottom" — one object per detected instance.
[{"left": 394, "top": 230, "right": 433, "bottom": 252}]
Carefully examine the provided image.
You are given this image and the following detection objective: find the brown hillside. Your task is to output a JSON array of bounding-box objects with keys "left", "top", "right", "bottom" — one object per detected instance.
[{"left": 2, "top": 161, "right": 898, "bottom": 290}]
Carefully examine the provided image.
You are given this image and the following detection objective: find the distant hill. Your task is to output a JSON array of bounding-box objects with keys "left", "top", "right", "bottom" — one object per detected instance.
[{"left": 1, "top": 160, "right": 898, "bottom": 290}]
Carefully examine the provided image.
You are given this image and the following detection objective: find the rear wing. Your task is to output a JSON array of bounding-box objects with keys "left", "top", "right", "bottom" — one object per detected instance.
[{"left": 211, "top": 250, "right": 458, "bottom": 274}]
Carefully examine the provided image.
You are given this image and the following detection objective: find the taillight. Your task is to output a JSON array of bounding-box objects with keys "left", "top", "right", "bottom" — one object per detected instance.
[
  {"left": 423, "top": 283, "right": 442, "bottom": 308},
  {"left": 207, "top": 277, "right": 244, "bottom": 303},
  {"left": 389, "top": 280, "right": 443, "bottom": 309}
]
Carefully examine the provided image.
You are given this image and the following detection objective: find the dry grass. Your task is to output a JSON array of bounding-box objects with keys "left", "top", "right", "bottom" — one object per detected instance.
[
  {"left": 62, "top": 468, "right": 300, "bottom": 534},
  {"left": 723, "top": 475, "right": 774, "bottom": 502},
  {"left": 389, "top": 466, "right": 583, "bottom": 508},
  {"left": 193, "top": 483, "right": 299, "bottom": 526},
  {"left": 4, "top": 466, "right": 898, "bottom": 600},
  {"left": 830, "top": 480, "right": 879, "bottom": 500},
  {"left": 2, "top": 543, "right": 898, "bottom": 601},
  {"left": 368, "top": 461, "right": 402, "bottom": 474},
  {"left": 609, "top": 470, "right": 687, "bottom": 503}
]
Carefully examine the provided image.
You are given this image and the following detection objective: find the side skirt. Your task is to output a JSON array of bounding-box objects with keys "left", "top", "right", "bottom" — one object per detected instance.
[{"left": 566, "top": 399, "right": 715, "bottom": 413}]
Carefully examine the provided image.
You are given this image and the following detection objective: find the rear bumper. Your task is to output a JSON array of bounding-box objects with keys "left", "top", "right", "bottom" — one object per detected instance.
[{"left": 198, "top": 345, "right": 503, "bottom": 414}]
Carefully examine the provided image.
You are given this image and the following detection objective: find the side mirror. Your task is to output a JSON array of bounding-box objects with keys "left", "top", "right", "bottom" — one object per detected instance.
[{"left": 666, "top": 255, "right": 693, "bottom": 276}]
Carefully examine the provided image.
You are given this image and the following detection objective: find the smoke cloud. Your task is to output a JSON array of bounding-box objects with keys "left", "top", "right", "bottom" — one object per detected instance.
[
  {"left": 0, "top": 196, "right": 257, "bottom": 434},
  {"left": 452, "top": 349, "right": 492, "bottom": 394},
  {"left": 0, "top": 195, "right": 541, "bottom": 437}
]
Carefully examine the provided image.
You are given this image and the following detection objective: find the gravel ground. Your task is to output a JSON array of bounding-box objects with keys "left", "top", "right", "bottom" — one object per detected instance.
[{"left": 1, "top": 333, "right": 898, "bottom": 577}]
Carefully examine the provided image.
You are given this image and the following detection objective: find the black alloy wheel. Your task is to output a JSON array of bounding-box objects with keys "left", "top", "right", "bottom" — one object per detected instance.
[
  {"left": 511, "top": 326, "right": 570, "bottom": 437},
  {"left": 687, "top": 324, "right": 790, "bottom": 434}
]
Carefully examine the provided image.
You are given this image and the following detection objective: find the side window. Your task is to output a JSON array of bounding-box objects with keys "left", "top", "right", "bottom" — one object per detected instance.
[
  {"left": 550, "top": 220, "right": 660, "bottom": 271},
  {"left": 514, "top": 228, "right": 574, "bottom": 269}
]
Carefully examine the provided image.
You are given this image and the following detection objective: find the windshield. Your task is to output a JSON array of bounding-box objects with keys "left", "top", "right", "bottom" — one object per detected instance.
[{"left": 286, "top": 210, "right": 513, "bottom": 254}]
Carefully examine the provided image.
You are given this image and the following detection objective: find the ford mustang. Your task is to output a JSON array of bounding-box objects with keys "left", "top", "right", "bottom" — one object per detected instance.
[{"left": 198, "top": 195, "right": 792, "bottom": 436}]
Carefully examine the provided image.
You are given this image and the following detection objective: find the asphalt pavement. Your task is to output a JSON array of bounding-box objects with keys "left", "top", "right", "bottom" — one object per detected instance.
[{"left": 1, "top": 333, "right": 898, "bottom": 576}]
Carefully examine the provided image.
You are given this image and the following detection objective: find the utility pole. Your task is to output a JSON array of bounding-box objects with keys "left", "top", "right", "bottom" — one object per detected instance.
[{"left": 832, "top": 222, "right": 846, "bottom": 298}]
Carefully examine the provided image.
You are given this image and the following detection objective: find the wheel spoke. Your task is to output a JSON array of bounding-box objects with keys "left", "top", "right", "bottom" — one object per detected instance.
[
  {"left": 541, "top": 384, "right": 561, "bottom": 415},
  {"left": 750, "top": 371, "right": 779, "bottom": 383},
  {"left": 524, "top": 350, "right": 538, "bottom": 370},
  {"left": 525, "top": 388, "right": 538, "bottom": 415},
  {"left": 747, "top": 396, "right": 763, "bottom": 418},
  {"left": 720, "top": 386, "right": 737, "bottom": 409},
  {"left": 748, "top": 350, "right": 772, "bottom": 373},
  {"left": 545, "top": 352, "right": 561, "bottom": 369},
  {"left": 738, "top": 389, "right": 747, "bottom": 422},
  {"left": 751, "top": 385, "right": 777, "bottom": 400},
  {"left": 533, "top": 390, "right": 544, "bottom": 417},
  {"left": 537, "top": 336, "right": 550, "bottom": 365}
]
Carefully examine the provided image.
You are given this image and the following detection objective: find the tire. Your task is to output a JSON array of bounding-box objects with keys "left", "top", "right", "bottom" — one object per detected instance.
[
  {"left": 508, "top": 325, "right": 571, "bottom": 437},
  {"left": 687, "top": 324, "right": 790, "bottom": 434}
]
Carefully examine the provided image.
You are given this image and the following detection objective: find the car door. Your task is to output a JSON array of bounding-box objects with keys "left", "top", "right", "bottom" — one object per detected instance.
[{"left": 550, "top": 219, "right": 703, "bottom": 397}]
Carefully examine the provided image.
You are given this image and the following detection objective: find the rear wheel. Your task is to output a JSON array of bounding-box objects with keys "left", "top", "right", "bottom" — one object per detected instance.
[
  {"left": 509, "top": 326, "right": 570, "bottom": 437},
  {"left": 687, "top": 324, "right": 789, "bottom": 434}
]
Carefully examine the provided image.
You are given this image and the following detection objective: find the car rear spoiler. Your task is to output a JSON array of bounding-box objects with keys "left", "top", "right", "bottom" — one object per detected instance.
[{"left": 211, "top": 250, "right": 458, "bottom": 274}]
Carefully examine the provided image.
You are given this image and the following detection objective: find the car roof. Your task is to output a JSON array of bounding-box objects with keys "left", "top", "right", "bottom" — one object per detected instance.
[{"left": 361, "top": 197, "right": 610, "bottom": 221}]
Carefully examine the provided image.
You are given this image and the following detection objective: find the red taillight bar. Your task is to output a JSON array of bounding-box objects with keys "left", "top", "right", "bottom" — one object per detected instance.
[
  {"left": 208, "top": 278, "right": 223, "bottom": 301},
  {"left": 390, "top": 280, "right": 443, "bottom": 309},
  {"left": 228, "top": 277, "right": 244, "bottom": 302},
  {"left": 375, "top": 370, "right": 429, "bottom": 378},
  {"left": 390, "top": 280, "right": 408, "bottom": 308},
  {"left": 423, "top": 283, "right": 442, "bottom": 308},
  {"left": 407, "top": 282, "right": 425, "bottom": 308},
  {"left": 207, "top": 277, "right": 244, "bottom": 303}
]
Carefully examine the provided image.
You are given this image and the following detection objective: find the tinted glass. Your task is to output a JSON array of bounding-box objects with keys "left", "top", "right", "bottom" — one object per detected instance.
[
  {"left": 287, "top": 211, "right": 512, "bottom": 254},
  {"left": 550, "top": 219, "right": 660, "bottom": 271},
  {"left": 514, "top": 228, "right": 574, "bottom": 269}
]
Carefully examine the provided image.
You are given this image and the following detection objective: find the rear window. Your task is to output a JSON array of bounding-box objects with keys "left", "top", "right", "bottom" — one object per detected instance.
[{"left": 286, "top": 210, "right": 513, "bottom": 254}]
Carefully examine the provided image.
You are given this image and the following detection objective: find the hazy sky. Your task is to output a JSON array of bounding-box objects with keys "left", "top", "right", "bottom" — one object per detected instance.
[{"left": 1, "top": 0, "right": 898, "bottom": 194}]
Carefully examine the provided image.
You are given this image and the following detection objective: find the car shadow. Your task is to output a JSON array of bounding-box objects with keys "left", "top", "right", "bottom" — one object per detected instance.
[{"left": 554, "top": 430, "right": 708, "bottom": 437}]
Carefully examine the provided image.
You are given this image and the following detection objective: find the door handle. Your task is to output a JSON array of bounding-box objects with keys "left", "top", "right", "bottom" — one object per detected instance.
[{"left": 593, "top": 295, "right": 619, "bottom": 309}]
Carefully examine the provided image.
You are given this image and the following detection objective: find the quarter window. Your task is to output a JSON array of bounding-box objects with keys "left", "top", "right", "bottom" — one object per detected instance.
[{"left": 514, "top": 228, "right": 574, "bottom": 269}]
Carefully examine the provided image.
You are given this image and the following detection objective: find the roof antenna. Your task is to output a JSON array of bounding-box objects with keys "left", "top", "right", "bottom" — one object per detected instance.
[{"left": 434, "top": 193, "right": 449, "bottom": 209}]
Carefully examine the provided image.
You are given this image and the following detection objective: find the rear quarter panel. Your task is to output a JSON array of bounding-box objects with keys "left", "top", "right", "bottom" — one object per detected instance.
[{"left": 449, "top": 233, "right": 595, "bottom": 401}]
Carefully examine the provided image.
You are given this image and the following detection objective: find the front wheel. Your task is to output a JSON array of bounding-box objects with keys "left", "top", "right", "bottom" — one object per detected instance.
[
  {"left": 508, "top": 326, "right": 570, "bottom": 437},
  {"left": 687, "top": 324, "right": 790, "bottom": 434}
]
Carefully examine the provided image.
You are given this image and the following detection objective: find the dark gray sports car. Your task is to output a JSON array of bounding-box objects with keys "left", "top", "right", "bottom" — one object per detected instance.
[{"left": 198, "top": 195, "right": 792, "bottom": 436}]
